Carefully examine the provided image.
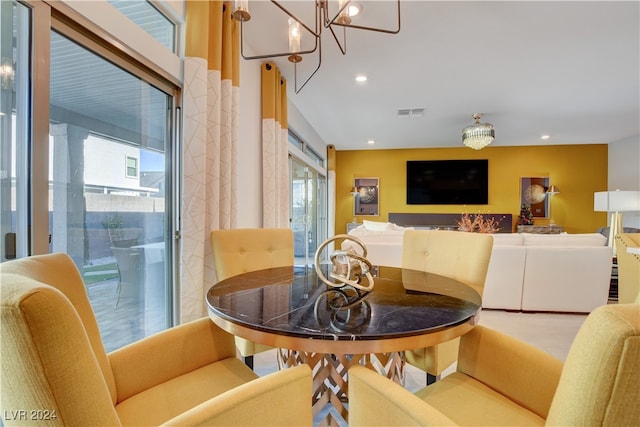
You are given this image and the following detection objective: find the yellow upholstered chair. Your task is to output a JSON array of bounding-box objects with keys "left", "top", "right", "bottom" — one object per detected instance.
[
  {"left": 615, "top": 233, "right": 640, "bottom": 304},
  {"left": 210, "top": 228, "right": 294, "bottom": 368},
  {"left": 349, "top": 303, "right": 640, "bottom": 426},
  {"left": 402, "top": 230, "right": 494, "bottom": 383},
  {"left": 1, "top": 253, "right": 311, "bottom": 426}
]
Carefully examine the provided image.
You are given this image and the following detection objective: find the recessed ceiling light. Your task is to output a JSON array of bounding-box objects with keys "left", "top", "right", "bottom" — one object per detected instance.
[
  {"left": 367, "top": 140, "right": 375, "bottom": 145},
  {"left": 348, "top": 3, "right": 362, "bottom": 17},
  {"left": 355, "top": 74, "right": 368, "bottom": 83},
  {"left": 541, "top": 134, "right": 551, "bottom": 140}
]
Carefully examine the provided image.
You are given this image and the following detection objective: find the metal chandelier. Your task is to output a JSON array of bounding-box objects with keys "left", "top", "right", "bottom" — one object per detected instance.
[{"left": 232, "top": 0, "right": 401, "bottom": 93}]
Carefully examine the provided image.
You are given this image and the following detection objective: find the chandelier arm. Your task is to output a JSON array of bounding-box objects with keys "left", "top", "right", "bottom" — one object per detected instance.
[
  {"left": 327, "top": 24, "right": 347, "bottom": 55},
  {"left": 271, "top": 0, "right": 321, "bottom": 38},
  {"left": 328, "top": 0, "right": 401, "bottom": 34},
  {"left": 239, "top": 20, "right": 319, "bottom": 61},
  {"left": 294, "top": 38, "right": 323, "bottom": 94},
  {"left": 322, "top": 0, "right": 349, "bottom": 27}
]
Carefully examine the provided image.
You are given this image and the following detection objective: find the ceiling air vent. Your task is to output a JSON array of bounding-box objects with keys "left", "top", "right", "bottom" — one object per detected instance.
[{"left": 397, "top": 108, "right": 425, "bottom": 118}]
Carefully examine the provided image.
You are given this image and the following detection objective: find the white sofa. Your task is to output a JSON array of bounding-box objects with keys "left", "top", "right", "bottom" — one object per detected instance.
[
  {"left": 485, "top": 233, "right": 612, "bottom": 312},
  {"left": 343, "top": 223, "right": 410, "bottom": 267},
  {"left": 344, "top": 222, "right": 613, "bottom": 313}
]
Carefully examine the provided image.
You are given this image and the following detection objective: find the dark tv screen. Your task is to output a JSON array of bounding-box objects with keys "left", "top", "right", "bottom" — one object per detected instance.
[{"left": 406, "top": 160, "right": 488, "bottom": 205}]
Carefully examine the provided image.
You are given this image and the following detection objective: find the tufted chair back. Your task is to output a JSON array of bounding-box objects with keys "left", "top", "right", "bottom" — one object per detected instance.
[
  {"left": 402, "top": 230, "right": 494, "bottom": 380},
  {"left": 546, "top": 303, "right": 640, "bottom": 425},
  {"left": 615, "top": 233, "right": 640, "bottom": 304},
  {"left": 210, "top": 228, "right": 294, "bottom": 281},
  {"left": 402, "top": 230, "right": 494, "bottom": 296},
  {"left": 210, "top": 228, "right": 294, "bottom": 364},
  {"left": 1, "top": 253, "right": 119, "bottom": 406}
]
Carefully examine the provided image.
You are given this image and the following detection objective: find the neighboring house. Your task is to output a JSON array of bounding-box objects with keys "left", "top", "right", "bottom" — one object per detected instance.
[{"left": 83, "top": 134, "right": 160, "bottom": 196}]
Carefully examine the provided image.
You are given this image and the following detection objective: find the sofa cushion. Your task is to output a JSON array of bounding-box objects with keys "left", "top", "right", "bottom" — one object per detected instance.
[
  {"left": 344, "top": 226, "right": 406, "bottom": 266},
  {"left": 492, "top": 233, "right": 524, "bottom": 246},
  {"left": 363, "top": 220, "right": 392, "bottom": 231},
  {"left": 521, "top": 247, "right": 612, "bottom": 312},
  {"left": 522, "top": 233, "right": 607, "bottom": 247},
  {"left": 347, "top": 227, "right": 406, "bottom": 244},
  {"left": 482, "top": 246, "right": 526, "bottom": 310}
]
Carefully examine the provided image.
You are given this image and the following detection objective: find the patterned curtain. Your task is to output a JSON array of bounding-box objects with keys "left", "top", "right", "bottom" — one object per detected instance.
[
  {"left": 182, "top": 0, "right": 239, "bottom": 322},
  {"left": 262, "top": 63, "right": 290, "bottom": 228}
]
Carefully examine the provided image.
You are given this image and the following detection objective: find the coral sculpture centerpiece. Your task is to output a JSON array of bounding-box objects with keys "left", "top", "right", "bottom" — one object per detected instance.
[{"left": 457, "top": 213, "right": 503, "bottom": 233}]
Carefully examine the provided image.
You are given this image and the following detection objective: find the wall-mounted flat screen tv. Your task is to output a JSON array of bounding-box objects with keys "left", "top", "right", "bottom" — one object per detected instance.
[{"left": 406, "top": 159, "right": 488, "bottom": 205}]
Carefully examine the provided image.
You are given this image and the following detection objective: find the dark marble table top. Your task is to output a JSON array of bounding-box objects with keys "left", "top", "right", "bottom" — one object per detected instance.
[{"left": 206, "top": 266, "right": 481, "bottom": 345}]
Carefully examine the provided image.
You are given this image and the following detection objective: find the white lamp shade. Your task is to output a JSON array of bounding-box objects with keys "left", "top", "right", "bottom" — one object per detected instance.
[
  {"left": 594, "top": 192, "right": 610, "bottom": 211},
  {"left": 594, "top": 190, "right": 640, "bottom": 212}
]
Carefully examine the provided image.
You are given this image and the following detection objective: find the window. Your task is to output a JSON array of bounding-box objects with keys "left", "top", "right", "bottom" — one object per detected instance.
[
  {"left": 126, "top": 156, "right": 138, "bottom": 178},
  {"left": 288, "top": 131, "right": 303, "bottom": 151},
  {"left": 108, "top": 0, "right": 176, "bottom": 52},
  {"left": 305, "top": 146, "right": 323, "bottom": 168},
  {"left": 288, "top": 130, "right": 325, "bottom": 168}
]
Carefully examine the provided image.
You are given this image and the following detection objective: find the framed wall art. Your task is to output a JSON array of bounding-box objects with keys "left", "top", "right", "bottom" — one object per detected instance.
[
  {"left": 520, "top": 176, "right": 550, "bottom": 218},
  {"left": 354, "top": 178, "right": 379, "bottom": 216}
]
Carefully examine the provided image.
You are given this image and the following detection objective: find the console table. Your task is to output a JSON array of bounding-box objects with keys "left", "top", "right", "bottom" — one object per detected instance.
[
  {"left": 389, "top": 213, "right": 513, "bottom": 233},
  {"left": 517, "top": 225, "right": 563, "bottom": 234}
]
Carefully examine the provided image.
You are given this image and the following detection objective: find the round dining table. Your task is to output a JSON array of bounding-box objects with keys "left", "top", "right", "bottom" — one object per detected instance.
[{"left": 207, "top": 265, "right": 481, "bottom": 426}]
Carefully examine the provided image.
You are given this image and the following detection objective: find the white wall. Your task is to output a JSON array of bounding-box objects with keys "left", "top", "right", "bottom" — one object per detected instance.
[
  {"left": 609, "top": 135, "right": 640, "bottom": 229},
  {"left": 288, "top": 101, "right": 328, "bottom": 158}
]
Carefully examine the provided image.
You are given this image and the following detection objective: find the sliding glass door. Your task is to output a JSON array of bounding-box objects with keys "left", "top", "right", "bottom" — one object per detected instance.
[
  {"left": 0, "top": 0, "right": 30, "bottom": 261},
  {"left": 1, "top": 1, "right": 179, "bottom": 352},
  {"left": 290, "top": 156, "right": 327, "bottom": 266},
  {"left": 49, "top": 29, "right": 174, "bottom": 350}
]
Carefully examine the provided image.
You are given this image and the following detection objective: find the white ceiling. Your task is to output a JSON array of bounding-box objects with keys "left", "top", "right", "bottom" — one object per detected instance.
[{"left": 241, "top": 1, "right": 639, "bottom": 151}]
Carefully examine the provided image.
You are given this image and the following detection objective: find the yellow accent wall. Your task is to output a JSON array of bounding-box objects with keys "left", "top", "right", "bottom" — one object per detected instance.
[{"left": 335, "top": 144, "right": 609, "bottom": 234}]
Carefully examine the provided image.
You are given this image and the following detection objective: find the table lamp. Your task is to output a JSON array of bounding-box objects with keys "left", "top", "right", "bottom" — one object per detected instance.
[
  {"left": 594, "top": 190, "right": 640, "bottom": 254},
  {"left": 546, "top": 185, "right": 560, "bottom": 225}
]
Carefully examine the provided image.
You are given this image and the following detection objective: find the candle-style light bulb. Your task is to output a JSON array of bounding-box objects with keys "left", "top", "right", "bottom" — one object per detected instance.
[
  {"left": 337, "top": 0, "right": 352, "bottom": 24},
  {"left": 288, "top": 18, "right": 302, "bottom": 63},
  {"left": 232, "top": 0, "right": 250, "bottom": 22}
]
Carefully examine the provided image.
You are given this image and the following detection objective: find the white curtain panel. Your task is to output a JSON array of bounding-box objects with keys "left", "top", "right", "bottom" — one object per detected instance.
[
  {"left": 180, "top": 1, "right": 240, "bottom": 322},
  {"left": 262, "top": 119, "right": 289, "bottom": 228},
  {"left": 181, "top": 63, "right": 238, "bottom": 322},
  {"left": 181, "top": 57, "right": 209, "bottom": 322},
  {"left": 261, "top": 63, "right": 290, "bottom": 229}
]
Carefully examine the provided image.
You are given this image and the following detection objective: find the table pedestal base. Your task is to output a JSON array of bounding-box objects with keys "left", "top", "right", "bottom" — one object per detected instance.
[{"left": 277, "top": 349, "right": 405, "bottom": 427}]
